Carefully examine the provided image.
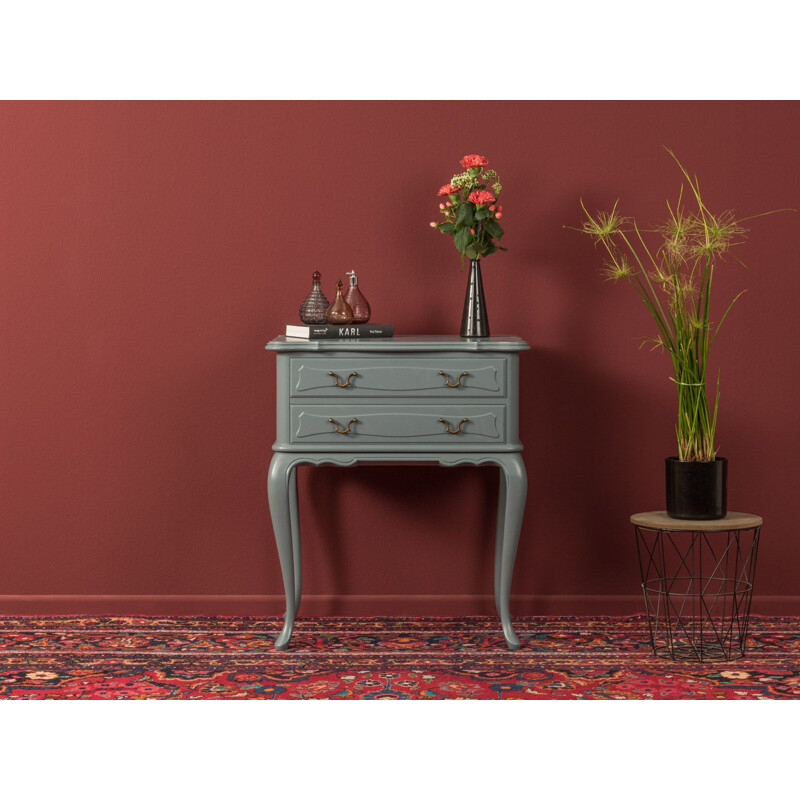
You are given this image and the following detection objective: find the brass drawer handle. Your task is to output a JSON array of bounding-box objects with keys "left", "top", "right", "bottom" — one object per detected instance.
[
  {"left": 439, "top": 370, "right": 469, "bottom": 388},
  {"left": 329, "top": 370, "right": 358, "bottom": 388},
  {"left": 439, "top": 417, "right": 468, "bottom": 435},
  {"left": 329, "top": 417, "right": 358, "bottom": 434}
]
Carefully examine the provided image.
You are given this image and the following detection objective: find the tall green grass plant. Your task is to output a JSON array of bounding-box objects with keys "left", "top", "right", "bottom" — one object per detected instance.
[{"left": 576, "top": 150, "right": 792, "bottom": 461}]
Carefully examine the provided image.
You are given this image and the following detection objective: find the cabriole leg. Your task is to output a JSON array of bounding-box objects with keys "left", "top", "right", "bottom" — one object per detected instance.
[
  {"left": 496, "top": 454, "right": 527, "bottom": 650},
  {"left": 494, "top": 466, "right": 507, "bottom": 617},
  {"left": 289, "top": 466, "right": 302, "bottom": 611},
  {"left": 268, "top": 453, "right": 298, "bottom": 650}
]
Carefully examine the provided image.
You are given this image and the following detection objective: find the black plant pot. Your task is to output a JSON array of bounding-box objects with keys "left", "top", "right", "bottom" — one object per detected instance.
[
  {"left": 460, "top": 258, "right": 490, "bottom": 337},
  {"left": 665, "top": 457, "right": 728, "bottom": 520}
]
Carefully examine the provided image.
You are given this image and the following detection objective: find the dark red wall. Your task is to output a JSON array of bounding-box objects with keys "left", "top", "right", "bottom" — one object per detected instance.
[{"left": 1, "top": 101, "right": 798, "bottom": 614}]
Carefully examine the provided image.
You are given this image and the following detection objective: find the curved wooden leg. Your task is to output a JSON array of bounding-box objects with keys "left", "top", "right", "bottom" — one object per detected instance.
[
  {"left": 496, "top": 454, "right": 527, "bottom": 650},
  {"left": 288, "top": 466, "right": 302, "bottom": 612},
  {"left": 268, "top": 453, "right": 297, "bottom": 650},
  {"left": 494, "top": 466, "right": 507, "bottom": 617}
]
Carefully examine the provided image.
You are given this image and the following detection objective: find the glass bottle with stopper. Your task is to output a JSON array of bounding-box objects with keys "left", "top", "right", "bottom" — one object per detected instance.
[
  {"left": 325, "top": 279, "right": 354, "bottom": 324},
  {"left": 344, "top": 269, "right": 371, "bottom": 324},
  {"left": 299, "top": 271, "right": 330, "bottom": 324}
]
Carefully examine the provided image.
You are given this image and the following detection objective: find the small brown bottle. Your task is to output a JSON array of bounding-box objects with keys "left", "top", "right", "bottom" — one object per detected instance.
[{"left": 325, "top": 279, "right": 354, "bottom": 325}]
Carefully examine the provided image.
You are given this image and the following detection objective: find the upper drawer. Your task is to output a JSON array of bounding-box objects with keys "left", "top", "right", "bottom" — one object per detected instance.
[{"left": 289, "top": 356, "right": 506, "bottom": 398}]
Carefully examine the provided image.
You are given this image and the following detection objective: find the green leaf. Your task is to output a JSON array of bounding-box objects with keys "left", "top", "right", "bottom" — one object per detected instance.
[
  {"left": 475, "top": 207, "right": 490, "bottom": 220},
  {"left": 456, "top": 202, "right": 474, "bottom": 229},
  {"left": 483, "top": 218, "right": 504, "bottom": 239},
  {"left": 454, "top": 227, "right": 471, "bottom": 254},
  {"left": 465, "top": 245, "right": 479, "bottom": 259},
  {"left": 439, "top": 222, "right": 456, "bottom": 233}
]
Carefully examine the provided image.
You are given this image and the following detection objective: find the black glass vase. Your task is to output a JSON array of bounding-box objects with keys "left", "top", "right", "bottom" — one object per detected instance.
[{"left": 460, "top": 258, "right": 490, "bottom": 338}]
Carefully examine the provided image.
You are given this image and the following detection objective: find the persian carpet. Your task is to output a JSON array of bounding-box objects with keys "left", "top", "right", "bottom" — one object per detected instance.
[{"left": 0, "top": 615, "right": 798, "bottom": 699}]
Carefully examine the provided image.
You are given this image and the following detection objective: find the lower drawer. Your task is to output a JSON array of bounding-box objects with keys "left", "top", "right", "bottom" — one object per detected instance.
[{"left": 290, "top": 404, "right": 506, "bottom": 445}]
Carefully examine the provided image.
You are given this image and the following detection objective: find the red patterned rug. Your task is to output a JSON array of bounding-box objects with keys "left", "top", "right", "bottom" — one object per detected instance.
[{"left": 0, "top": 615, "right": 798, "bottom": 699}]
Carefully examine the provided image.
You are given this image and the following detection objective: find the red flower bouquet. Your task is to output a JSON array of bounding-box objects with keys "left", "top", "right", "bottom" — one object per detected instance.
[{"left": 430, "top": 154, "right": 506, "bottom": 265}]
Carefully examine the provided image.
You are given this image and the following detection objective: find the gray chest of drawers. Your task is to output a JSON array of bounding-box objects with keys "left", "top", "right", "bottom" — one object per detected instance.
[{"left": 265, "top": 335, "right": 530, "bottom": 649}]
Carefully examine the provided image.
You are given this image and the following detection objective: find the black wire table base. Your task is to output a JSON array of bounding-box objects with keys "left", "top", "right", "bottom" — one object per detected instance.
[{"left": 634, "top": 522, "right": 761, "bottom": 662}]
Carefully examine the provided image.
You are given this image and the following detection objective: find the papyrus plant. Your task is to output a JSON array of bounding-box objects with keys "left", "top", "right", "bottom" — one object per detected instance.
[{"left": 577, "top": 151, "right": 789, "bottom": 462}]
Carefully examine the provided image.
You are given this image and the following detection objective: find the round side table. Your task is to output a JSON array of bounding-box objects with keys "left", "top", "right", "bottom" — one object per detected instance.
[{"left": 631, "top": 511, "right": 762, "bottom": 662}]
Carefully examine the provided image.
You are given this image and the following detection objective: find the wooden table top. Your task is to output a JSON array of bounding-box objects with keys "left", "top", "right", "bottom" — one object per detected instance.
[{"left": 630, "top": 511, "right": 763, "bottom": 531}]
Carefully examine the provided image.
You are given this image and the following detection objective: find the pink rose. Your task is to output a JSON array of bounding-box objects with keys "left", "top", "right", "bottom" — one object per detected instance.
[{"left": 438, "top": 184, "right": 459, "bottom": 196}]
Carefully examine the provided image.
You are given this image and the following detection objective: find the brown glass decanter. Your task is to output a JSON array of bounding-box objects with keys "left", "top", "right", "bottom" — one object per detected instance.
[
  {"left": 299, "top": 271, "right": 330, "bottom": 324},
  {"left": 325, "top": 279, "right": 354, "bottom": 324},
  {"left": 344, "top": 270, "right": 371, "bottom": 324}
]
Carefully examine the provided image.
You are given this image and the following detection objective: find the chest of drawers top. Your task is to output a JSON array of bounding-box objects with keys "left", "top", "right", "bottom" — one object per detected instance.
[{"left": 266, "top": 335, "right": 530, "bottom": 353}]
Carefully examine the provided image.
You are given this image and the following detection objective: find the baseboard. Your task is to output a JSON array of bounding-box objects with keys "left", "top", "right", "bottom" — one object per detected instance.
[{"left": 0, "top": 594, "right": 797, "bottom": 616}]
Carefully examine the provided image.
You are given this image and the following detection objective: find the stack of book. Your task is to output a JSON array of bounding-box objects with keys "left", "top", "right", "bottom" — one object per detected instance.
[{"left": 285, "top": 324, "right": 394, "bottom": 339}]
